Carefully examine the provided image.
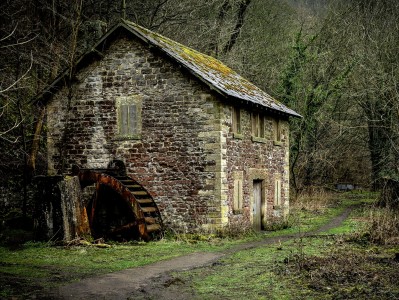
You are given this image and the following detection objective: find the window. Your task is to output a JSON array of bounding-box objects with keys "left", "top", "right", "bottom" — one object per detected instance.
[
  {"left": 232, "top": 107, "right": 241, "bottom": 135},
  {"left": 252, "top": 112, "right": 265, "bottom": 138},
  {"left": 233, "top": 179, "right": 243, "bottom": 213},
  {"left": 116, "top": 96, "right": 142, "bottom": 139},
  {"left": 273, "top": 118, "right": 281, "bottom": 142},
  {"left": 120, "top": 104, "right": 138, "bottom": 136},
  {"left": 274, "top": 179, "right": 281, "bottom": 207},
  {"left": 233, "top": 171, "right": 244, "bottom": 213}
]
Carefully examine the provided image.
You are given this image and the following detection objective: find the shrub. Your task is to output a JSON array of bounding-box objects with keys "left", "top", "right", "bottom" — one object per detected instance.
[
  {"left": 291, "top": 188, "right": 336, "bottom": 213},
  {"left": 215, "top": 218, "right": 256, "bottom": 239},
  {"left": 363, "top": 207, "right": 399, "bottom": 245}
]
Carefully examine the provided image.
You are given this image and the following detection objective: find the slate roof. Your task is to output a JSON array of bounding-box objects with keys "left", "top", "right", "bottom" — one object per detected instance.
[
  {"left": 122, "top": 21, "right": 300, "bottom": 118},
  {"left": 37, "top": 20, "right": 301, "bottom": 118}
]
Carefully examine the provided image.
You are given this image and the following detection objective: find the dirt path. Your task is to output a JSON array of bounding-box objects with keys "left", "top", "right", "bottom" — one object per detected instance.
[{"left": 53, "top": 206, "right": 355, "bottom": 300}]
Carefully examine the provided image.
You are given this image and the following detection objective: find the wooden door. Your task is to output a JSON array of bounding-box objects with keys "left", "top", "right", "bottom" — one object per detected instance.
[{"left": 253, "top": 180, "right": 262, "bottom": 231}]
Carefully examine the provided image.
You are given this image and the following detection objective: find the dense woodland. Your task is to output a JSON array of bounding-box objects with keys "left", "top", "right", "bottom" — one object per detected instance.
[{"left": 1, "top": 0, "right": 398, "bottom": 214}]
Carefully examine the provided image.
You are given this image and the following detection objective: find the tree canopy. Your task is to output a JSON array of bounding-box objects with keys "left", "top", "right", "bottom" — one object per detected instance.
[{"left": 1, "top": 0, "right": 398, "bottom": 211}]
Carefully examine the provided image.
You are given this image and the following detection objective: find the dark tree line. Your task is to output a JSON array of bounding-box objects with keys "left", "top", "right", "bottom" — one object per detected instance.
[{"left": 1, "top": 0, "right": 399, "bottom": 215}]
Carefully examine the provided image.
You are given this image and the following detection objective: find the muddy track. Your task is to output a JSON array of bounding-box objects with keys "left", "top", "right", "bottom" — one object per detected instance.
[{"left": 53, "top": 205, "right": 355, "bottom": 300}]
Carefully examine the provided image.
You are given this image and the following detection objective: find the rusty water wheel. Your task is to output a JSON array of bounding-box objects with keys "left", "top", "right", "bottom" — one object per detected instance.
[{"left": 75, "top": 168, "right": 161, "bottom": 241}]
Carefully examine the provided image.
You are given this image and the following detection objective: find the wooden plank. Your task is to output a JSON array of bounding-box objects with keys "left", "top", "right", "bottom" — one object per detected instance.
[
  {"left": 145, "top": 217, "right": 156, "bottom": 224},
  {"left": 125, "top": 184, "right": 141, "bottom": 189},
  {"left": 131, "top": 191, "right": 148, "bottom": 196},
  {"left": 137, "top": 198, "right": 153, "bottom": 204},
  {"left": 141, "top": 207, "right": 157, "bottom": 213},
  {"left": 146, "top": 224, "right": 161, "bottom": 233}
]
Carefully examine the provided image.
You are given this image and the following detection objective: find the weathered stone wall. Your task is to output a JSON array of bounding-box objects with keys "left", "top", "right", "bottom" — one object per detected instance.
[
  {"left": 47, "top": 35, "right": 223, "bottom": 231},
  {"left": 46, "top": 33, "right": 290, "bottom": 232},
  {"left": 223, "top": 105, "right": 290, "bottom": 227}
]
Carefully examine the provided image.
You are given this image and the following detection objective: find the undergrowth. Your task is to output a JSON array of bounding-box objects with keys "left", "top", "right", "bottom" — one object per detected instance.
[
  {"left": 362, "top": 206, "right": 399, "bottom": 245},
  {"left": 291, "top": 189, "right": 336, "bottom": 213},
  {"left": 280, "top": 238, "right": 399, "bottom": 300}
]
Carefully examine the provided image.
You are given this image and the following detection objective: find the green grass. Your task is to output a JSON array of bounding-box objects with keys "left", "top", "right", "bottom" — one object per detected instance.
[
  {"left": 179, "top": 238, "right": 335, "bottom": 299},
  {"left": 321, "top": 193, "right": 377, "bottom": 235},
  {"left": 171, "top": 192, "right": 399, "bottom": 300},
  {"left": 0, "top": 192, "right": 381, "bottom": 298},
  {"left": 0, "top": 238, "right": 239, "bottom": 278},
  {"left": 323, "top": 206, "right": 366, "bottom": 235},
  {"left": 261, "top": 197, "right": 347, "bottom": 238},
  {"left": 177, "top": 235, "right": 399, "bottom": 299},
  {"left": 0, "top": 238, "right": 244, "bottom": 298}
]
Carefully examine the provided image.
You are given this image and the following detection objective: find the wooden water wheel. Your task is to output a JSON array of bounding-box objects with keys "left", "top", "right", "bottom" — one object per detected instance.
[{"left": 74, "top": 167, "right": 163, "bottom": 241}]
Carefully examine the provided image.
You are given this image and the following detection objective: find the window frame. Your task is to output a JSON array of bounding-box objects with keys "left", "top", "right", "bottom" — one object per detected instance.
[
  {"left": 115, "top": 95, "right": 142, "bottom": 140},
  {"left": 274, "top": 179, "right": 282, "bottom": 208},
  {"left": 232, "top": 106, "right": 243, "bottom": 139},
  {"left": 273, "top": 118, "right": 283, "bottom": 146},
  {"left": 251, "top": 112, "right": 267, "bottom": 143},
  {"left": 252, "top": 112, "right": 264, "bottom": 138},
  {"left": 233, "top": 171, "right": 244, "bottom": 214}
]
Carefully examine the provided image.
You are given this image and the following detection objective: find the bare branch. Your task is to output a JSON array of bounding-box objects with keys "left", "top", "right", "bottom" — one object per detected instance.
[
  {"left": 0, "top": 52, "right": 33, "bottom": 94},
  {"left": 0, "top": 24, "right": 18, "bottom": 42}
]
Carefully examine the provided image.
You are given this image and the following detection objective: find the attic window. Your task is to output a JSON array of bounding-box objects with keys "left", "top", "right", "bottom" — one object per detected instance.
[{"left": 116, "top": 96, "right": 142, "bottom": 140}]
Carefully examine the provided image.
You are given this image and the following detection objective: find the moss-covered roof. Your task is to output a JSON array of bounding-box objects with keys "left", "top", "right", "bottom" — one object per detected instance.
[
  {"left": 123, "top": 20, "right": 300, "bottom": 118},
  {"left": 36, "top": 20, "right": 300, "bottom": 117}
]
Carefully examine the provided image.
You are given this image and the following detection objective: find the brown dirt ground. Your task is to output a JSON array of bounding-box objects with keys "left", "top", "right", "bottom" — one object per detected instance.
[{"left": 46, "top": 206, "right": 355, "bottom": 300}]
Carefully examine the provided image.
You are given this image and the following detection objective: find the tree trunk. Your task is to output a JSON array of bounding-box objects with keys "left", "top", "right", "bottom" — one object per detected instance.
[
  {"left": 222, "top": 0, "right": 251, "bottom": 55},
  {"left": 378, "top": 178, "right": 399, "bottom": 209}
]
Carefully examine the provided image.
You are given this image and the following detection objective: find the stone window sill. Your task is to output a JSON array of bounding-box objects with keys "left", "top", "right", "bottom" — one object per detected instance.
[
  {"left": 273, "top": 140, "right": 283, "bottom": 147},
  {"left": 233, "top": 209, "right": 243, "bottom": 215},
  {"left": 233, "top": 133, "right": 243, "bottom": 140},
  {"left": 251, "top": 136, "right": 268, "bottom": 144}
]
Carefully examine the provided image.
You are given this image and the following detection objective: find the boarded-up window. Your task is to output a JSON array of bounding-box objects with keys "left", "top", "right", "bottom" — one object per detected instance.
[
  {"left": 274, "top": 179, "right": 281, "bottom": 206},
  {"left": 233, "top": 179, "right": 243, "bottom": 212},
  {"left": 233, "top": 171, "right": 244, "bottom": 213},
  {"left": 273, "top": 119, "right": 281, "bottom": 142},
  {"left": 117, "top": 96, "right": 142, "bottom": 139},
  {"left": 120, "top": 104, "right": 138, "bottom": 135},
  {"left": 252, "top": 113, "right": 265, "bottom": 138},
  {"left": 232, "top": 107, "right": 241, "bottom": 134}
]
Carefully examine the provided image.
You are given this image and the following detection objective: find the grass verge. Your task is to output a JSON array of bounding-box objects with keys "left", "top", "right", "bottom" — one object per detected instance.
[
  {"left": 177, "top": 235, "right": 399, "bottom": 300},
  {"left": 171, "top": 192, "right": 399, "bottom": 299},
  {"left": 0, "top": 237, "right": 241, "bottom": 298},
  {"left": 0, "top": 191, "right": 379, "bottom": 299}
]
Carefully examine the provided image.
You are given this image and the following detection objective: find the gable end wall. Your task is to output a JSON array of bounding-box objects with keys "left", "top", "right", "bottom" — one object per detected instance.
[{"left": 46, "top": 37, "right": 228, "bottom": 231}]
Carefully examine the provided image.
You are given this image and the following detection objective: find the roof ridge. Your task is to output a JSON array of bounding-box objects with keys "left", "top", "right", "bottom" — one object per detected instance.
[
  {"left": 35, "top": 19, "right": 300, "bottom": 118},
  {"left": 122, "top": 20, "right": 300, "bottom": 118}
]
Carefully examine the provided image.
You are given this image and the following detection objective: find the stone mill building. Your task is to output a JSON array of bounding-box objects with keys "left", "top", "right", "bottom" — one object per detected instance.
[{"left": 37, "top": 20, "right": 300, "bottom": 240}]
